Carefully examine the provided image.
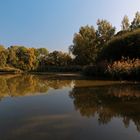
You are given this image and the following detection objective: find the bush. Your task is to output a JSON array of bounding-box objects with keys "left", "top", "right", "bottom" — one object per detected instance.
[
  {"left": 83, "top": 61, "right": 108, "bottom": 77},
  {"left": 99, "top": 29, "right": 140, "bottom": 61},
  {"left": 106, "top": 58, "right": 140, "bottom": 80}
]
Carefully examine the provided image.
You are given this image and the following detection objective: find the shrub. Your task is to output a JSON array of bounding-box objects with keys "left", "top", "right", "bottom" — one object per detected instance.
[
  {"left": 99, "top": 29, "right": 140, "bottom": 61},
  {"left": 106, "top": 58, "right": 140, "bottom": 80},
  {"left": 83, "top": 61, "right": 108, "bottom": 77}
]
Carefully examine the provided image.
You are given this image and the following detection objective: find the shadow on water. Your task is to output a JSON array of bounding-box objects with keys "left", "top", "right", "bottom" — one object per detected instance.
[{"left": 70, "top": 81, "right": 140, "bottom": 132}]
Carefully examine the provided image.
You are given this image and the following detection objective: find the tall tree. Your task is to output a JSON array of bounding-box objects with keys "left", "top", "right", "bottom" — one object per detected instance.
[
  {"left": 70, "top": 25, "right": 97, "bottom": 65},
  {"left": 15, "top": 46, "right": 37, "bottom": 70},
  {"left": 130, "top": 11, "right": 140, "bottom": 30},
  {"left": 7, "top": 46, "right": 19, "bottom": 67},
  {"left": 96, "top": 19, "right": 116, "bottom": 47},
  {"left": 16, "top": 46, "right": 28, "bottom": 70},
  {"left": 27, "top": 48, "right": 38, "bottom": 70},
  {"left": 121, "top": 15, "right": 130, "bottom": 31},
  {"left": 45, "top": 51, "right": 72, "bottom": 66}
]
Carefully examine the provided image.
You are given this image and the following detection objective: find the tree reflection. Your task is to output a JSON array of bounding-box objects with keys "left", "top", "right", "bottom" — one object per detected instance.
[
  {"left": 70, "top": 82, "right": 140, "bottom": 132},
  {"left": 0, "top": 75, "right": 72, "bottom": 99}
]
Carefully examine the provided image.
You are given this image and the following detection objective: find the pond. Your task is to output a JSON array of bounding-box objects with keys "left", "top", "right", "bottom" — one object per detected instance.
[{"left": 0, "top": 74, "right": 140, "bottom": 140}]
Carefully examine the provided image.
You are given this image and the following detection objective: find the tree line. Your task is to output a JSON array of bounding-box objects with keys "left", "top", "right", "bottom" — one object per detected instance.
[
  {"left": 69, "top": 11, "right": 140, "bottom": 80},
  {"left": 0, "top": 45, "right": 72, "bottom": 72},
  {"left": 70, "top": 11, "right": 140, "bottom": 65},
  {"left": 0, "top": 11, "right": 140, "bottom": 75}
]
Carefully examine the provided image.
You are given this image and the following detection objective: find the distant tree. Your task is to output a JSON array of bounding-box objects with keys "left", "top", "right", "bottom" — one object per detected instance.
[
  {"left": 27, "top": 48, "right": 38, "bottom": 70},
  {"left": 0, "top": 45, "right": 5, "bottom": 51},
  {"left": 62, "top": 52, "right": 72, "bottom": 65},
  {"left": 70, "top": 25, "right": 97, "bottom": 65},
  {"left": 36, "top": 48, "right": 49, "bottom": 58},
  {"left": 96, "top": 19, "right": 116, "bottom": 48},
  {"left": 0, "top": 45, "right": 8, "bottom": 67},
  {"left": 16, "top": 46, "right": 28, "bottom": 70},
  {"left": 15, "top": 46, "right": 37, "bottom": 70},
  {"left": 130, "top": 11, "right": 140, "bottom": 30},
  {"left": 34, "top": 48, "right": 49, "bottom": 69},
  {"left": 121, "top": 15, "right": 130, "bottom": 31},
  {"left": 45, "top": 51, "right": 72, "bottom": 66},
  {"left": 7, "top": 46, "right": 19, "bottom": 67}
]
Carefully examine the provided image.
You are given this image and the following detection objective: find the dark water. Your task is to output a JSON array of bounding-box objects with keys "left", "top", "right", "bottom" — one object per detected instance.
[{"left": 0, "top": 75, "right": 140, "bottom": 140}]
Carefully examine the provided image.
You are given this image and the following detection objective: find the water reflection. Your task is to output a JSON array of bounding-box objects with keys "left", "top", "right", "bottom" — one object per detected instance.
[
  {"left": 70, "top": 82, "right": 140, "bottom": 131},
  {"left": 0, "top": 75, "right": 140, "bottom": 137},
  {"left": 0, "top": 75, "right": 73, "bottom": 99}
]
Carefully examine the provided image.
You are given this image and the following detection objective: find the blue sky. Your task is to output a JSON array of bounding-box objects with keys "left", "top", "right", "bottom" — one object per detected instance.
[{"left": 0, "top": 0, "right": 140, "bottom": 52}]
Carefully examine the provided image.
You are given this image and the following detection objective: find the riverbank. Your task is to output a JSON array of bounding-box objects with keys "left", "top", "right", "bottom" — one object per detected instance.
[
  {"left": 0, "top": 67, "right": 22, "bottom": 74},
  {"left": 0, "top": 66, "right": 139, "bottom": 81},
  {"left": 29, "top": 72, "right": 85, "bottom": 80}
]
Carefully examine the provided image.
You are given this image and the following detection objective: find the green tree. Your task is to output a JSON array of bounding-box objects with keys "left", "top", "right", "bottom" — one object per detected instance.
[
  {"left": 35, "top": 48, "right": 49, "bottom": 69},
  {"left": 100, "top": 29, "right": 140, "bottom": 61},
  {"left": 7, "top": 46, "right": 19, "bottom": 67},
  {"left": 36, "top": 48, "right": 49, "bottom": 57},
  {"left": 121, "top": 15, "right": 130, "bottom": 31},
  {"left": 70, "top": 25, "right": 97, "bottom": 65},
  {"left": 130, "top": 11, "right": 140, "bottom": 30},
  {"left": 15, "top": 46, "right": 37, "bottom": 70},
  {"left": 27, "top": 48, "right": 38, "bottom": 70},
  {"left": 16, "top": 46, "right": 28, "bottom": 70},
  {"left": 45, "top": 51, "right": 72, "bottom": 66},
  {"left": 0, "top": 45, "right": 8, "bottom": 67},
  {"left": 96, "top": 19, "right": 116, "bottom": 48}
]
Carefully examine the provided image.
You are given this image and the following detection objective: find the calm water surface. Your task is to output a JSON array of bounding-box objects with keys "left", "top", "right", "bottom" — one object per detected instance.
[{"left": 0, "top": 75, "right": 140, "bottom": 140}]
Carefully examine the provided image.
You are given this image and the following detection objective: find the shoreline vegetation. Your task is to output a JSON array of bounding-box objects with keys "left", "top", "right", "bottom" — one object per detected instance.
[{"left": 0, "top": 12, "right": 140, "bottom": 81}]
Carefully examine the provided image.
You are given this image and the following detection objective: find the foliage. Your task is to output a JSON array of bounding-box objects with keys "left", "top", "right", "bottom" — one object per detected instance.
[
  {"left": 0, "top": 44, "right": 73, "bottom": 72},
  {"left": 70, "top": 19, "right": 116, "bottom": 65},
  {"left": 35, "top": 48, "right": 49, "bottom": 65},
  {"left": 0, "top": 46, "right": 8, "bottom": 67},
  {"left": 36, "top": 48, "right": 49, "bottom": 57},
  {"left": 70, "top": 25, "right": 97, "bottom": 65},
  {"left": 36, "top": 51, "right": 73, "bottom": 72},
  {"left": 121, "top": 15, "right": 130, "bottom": 31},
  {"left": 82, "top": 61, "right": 108, "bottom": 77},
  {"left": 45, "top": 51, "right": 72, "bottom": 66},
  {"left": 0, "top": 11, "right": 140, "bottom": 79},
  {"left": 99, "top": 29, "right": 140, "bottom": 61},
  {"left": 16, "top": 47, "right": 38, "bottom": 70},
  {"left": 7, "top": 46, "right": 19, "bottom": 67},
  {"left": 96, "top": 19, "right": 115, "bottom": 47},
  {"left": 106, "top": 58, "right": 140, "bottom": 80},
  {"left": 7, "top": 46, "right": 46, "bottom": 71},
  {"left": 130, "top": 11, "right": 140, "bottom": 30}
]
